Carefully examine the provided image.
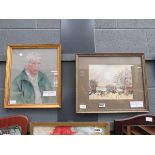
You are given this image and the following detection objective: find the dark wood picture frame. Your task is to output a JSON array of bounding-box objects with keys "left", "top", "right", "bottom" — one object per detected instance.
[{"left": 76, "top": 53, "right": 149, "bottom": 113}]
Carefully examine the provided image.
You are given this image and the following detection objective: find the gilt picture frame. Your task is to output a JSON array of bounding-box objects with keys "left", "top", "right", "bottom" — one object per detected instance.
[
  {"left": 4, "top": 44, "right": 61, "bottom": 108},
  {"left": 76, "top": 53, "right": 149, "bottom": 113},
  {"left": 30, "top": 122, "right": 110, "bottom": 135}
]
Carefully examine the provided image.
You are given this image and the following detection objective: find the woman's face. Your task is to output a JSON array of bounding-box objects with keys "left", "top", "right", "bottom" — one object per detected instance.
[{"left": 27, "top": 59, "right": 41, "bottom": 76}]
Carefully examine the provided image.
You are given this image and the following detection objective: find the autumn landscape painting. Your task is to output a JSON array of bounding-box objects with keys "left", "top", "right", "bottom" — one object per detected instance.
[{"left": 89, "top": 65, "right": 133, "bottom": 100}]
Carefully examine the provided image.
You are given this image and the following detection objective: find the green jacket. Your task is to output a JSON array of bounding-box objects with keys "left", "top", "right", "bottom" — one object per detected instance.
[{"left": 10, "top": 70, "right": 56, "bottom": 104}]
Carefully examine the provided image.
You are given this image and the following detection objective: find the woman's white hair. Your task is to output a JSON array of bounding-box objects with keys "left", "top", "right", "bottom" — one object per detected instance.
[{"left": 25, "top": 52, "right": 41, "bottom": 64}]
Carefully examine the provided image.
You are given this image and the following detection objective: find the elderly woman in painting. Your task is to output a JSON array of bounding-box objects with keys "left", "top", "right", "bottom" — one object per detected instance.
[{"left": 10, "top": 52, "right": 54, "bottom": 104}]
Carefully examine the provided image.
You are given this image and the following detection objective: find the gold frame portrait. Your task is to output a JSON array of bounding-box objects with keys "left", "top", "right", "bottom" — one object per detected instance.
[
  {"left": 4, "top": 44, "right": 61, "bottom": 108},
  {"left": 76, "top": 53, "right": 149, "bottom": 113},
  {"left": 30, "top": 122, "right": 110, "bottom": 135}
]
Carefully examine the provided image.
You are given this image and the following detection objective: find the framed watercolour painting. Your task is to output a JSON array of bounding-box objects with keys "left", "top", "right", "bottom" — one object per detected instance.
[
  {"left": 4, "top": 44, "right": 61, "bottom": 108},
  {"left": 30, "top": 122, "right": 110, "bottom": 135},
  {"left": 76, "top": 53, "right": 149, "bottom": 113}
]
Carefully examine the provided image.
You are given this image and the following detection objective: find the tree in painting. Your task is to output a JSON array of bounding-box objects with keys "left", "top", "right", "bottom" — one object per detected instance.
[{"left": 89, "top": 80, "right": 98, "bottom": 95}]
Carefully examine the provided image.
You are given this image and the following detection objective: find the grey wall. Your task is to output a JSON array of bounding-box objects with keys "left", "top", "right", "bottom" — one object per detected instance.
[
  {"left": 0, "top": 19, "right": 155, "bottom": 132},
  {"left": 95, "top": 19, "right": 155, "bottom": 130}
]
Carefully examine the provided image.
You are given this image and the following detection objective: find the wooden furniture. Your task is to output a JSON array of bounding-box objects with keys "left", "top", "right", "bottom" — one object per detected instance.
[
  {"left": 0, "top": 115, "right": 29, "bottom": 135},
  {"left": 114, "top": 114, "right": 155, "bottom": 135}
]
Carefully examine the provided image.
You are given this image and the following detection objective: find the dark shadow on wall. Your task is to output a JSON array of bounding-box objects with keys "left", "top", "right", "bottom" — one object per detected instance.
[
  {"left": 61, "top": 19, "right": 95, "bottom": 54},
  {"left": 58, "top": 19, "right": 98, "bottom": 122},
  {"left": 58, "top": 61, "right": 98, "bottom": 122}
]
